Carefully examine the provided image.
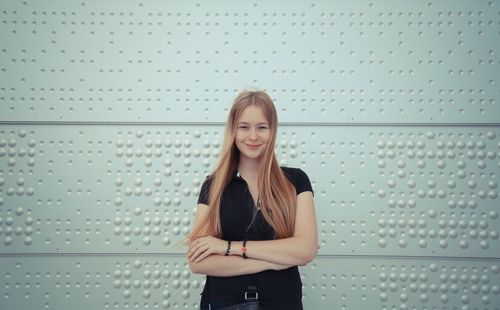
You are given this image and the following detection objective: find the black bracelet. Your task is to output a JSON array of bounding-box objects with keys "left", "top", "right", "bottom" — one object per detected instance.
[
  {"left": 225, "top": 240, "right": 232, "bottom": 256},
  {"left": 242, "top": 239, "right": 248, "bottom": 259}
]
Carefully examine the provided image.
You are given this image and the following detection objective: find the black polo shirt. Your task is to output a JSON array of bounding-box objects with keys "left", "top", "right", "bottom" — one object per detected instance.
[{"left": 197, "top": 166, "right": 313, "bottom": 310}]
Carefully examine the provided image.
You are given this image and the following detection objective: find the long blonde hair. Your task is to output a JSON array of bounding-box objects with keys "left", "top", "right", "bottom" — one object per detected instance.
[{"left": 189, "top": 90, "right": 297, "bottom": 241}]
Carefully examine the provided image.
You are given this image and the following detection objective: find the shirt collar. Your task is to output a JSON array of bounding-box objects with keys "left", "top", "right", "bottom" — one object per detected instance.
[{"left": 233, "top": 170, "right": 243, "bottom": 181}]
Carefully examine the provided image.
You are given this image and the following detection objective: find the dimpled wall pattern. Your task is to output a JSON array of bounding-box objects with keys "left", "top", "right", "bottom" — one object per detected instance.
[{"left": 0, "top": 0, "right": 499, "bottom": 309}]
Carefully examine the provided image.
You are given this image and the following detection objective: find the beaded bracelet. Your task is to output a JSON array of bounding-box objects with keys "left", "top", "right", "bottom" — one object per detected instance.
[
  {"left": 224, "top": 240, "right": 232, "bottom": 256},
  {"left": 242, "top": 239, "right": 248, "bottom": 259}
]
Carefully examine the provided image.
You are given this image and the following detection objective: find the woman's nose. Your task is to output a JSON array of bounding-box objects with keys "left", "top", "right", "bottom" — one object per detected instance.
[{"left": 249, "top": 127, "right": 258, "bottom": 139}]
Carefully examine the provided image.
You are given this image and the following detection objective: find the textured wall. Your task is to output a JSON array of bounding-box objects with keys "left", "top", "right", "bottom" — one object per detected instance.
[{"left": 0, "top": 0, "right": 499, "bottom": 309}]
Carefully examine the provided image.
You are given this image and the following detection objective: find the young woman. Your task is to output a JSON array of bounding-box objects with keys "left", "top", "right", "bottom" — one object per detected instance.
[{"left": 187, "top": 90, "right": 318, "bottom": 310}]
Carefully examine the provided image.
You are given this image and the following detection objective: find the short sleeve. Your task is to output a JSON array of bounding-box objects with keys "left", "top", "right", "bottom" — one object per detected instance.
[
  {"left": 197, "top": 176, "right": 212, "bottom": 205},
  {"left": 294, "top": 168, "right": 313, "bottom": 195}
]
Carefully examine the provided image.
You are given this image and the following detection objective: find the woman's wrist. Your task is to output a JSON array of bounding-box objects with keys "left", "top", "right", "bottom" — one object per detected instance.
[
  {"left": 231, "top": 241, "right": 244, "bottom": 256},
  {"left": 224, "top": 240, "right": 232, "bottom": 256},
  {"left": 224, "top": 240, "right": 253, "bottom": 258},
  {"left": 242, "top": 239, "right": 248, "bottom": 258}
]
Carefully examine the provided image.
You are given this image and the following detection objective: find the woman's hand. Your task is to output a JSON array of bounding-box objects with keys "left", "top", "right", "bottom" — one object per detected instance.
[{"left": 188, "top": 235, "right": 227, "bottom": 263}]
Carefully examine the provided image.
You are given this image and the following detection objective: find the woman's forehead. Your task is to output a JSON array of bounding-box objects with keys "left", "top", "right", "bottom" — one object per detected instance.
[{"left": 238, "top": 105, "right": 268, "bottom": 123}]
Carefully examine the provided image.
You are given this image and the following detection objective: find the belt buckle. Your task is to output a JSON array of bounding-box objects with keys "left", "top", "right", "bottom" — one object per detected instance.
[
  {"left": 244, "top": 286, "right": 258, "bottom": 301},
  {"left": 244, "top": 291, "right": 258, "bottom": 301}
]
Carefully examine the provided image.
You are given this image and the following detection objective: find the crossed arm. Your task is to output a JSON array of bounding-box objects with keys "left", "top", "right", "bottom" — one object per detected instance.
[{"left": 187, "top": 191, "right": 317, "bottom": 277}]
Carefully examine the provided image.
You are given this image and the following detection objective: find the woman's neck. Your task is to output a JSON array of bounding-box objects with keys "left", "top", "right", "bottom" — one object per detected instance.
[{"left": 238, "top": 156, "right": 260, "bottom": 179}]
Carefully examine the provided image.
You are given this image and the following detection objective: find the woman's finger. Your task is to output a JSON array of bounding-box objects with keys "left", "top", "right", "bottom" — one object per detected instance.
[
  {"left": 188, "top": 241, "right": 203, "bottom": 259},
  {"left": 194, "top": 246, "right": 212, "bottom": 263},
  {"left": 188, "top": 247, "right": 200, "bottom": 262},
  {"left": 190, "top": 244, "right": 208, "bottom": 262},
  {"left": 187, "top": 243, "right": 197, "bottom": 258},
  {"left": 187, "top": 247, "right": 195, "bottom": 259}
]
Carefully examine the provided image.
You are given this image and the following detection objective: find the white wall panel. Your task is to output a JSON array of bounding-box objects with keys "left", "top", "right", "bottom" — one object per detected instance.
[
  {"left": 0, "top": 125, "right": 499, "bottom": 257},
  {"left": 1, "top": 0, "right": 499, "bottom": 309},
  {"left": 1, "top": 0, "right": 499, "bottom": 123},
  {"left": 1, "top": 256, "right": 499, "bottom": 309}
]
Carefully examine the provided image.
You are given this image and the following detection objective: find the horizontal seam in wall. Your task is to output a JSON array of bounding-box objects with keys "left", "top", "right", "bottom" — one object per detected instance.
[
  {"left": 1, "top": 121, "right": 500, "bottom": 127},
  {"left": 0, "top": 253, "right": 498, "bottom": 261}
]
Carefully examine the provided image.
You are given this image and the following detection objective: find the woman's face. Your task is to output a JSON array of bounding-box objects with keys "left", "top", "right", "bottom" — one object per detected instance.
[{"left": 235, "top": 105, "right": 271, "bottom": 161}]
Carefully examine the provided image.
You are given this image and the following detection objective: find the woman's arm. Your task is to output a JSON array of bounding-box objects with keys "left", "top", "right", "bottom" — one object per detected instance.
[
  {"left": 189, "top": 191, "right": 318, "bottom": 266},
  {"left": 187, "top": 203, "right": 293, "bottom": 276},
  {"left": 190, "top": 254, "right": 290, "bottom": 277}
]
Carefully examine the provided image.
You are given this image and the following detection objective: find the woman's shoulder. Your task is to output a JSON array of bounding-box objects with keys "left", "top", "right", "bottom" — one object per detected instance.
[
  {"left": 280, "top": 166, "right": 313, "bottom": 194},
  {"left": 280, "top": 166, "right": 308, "bottom": 177},
  {"left": 197, "top": 175, "right": 213, "bottom": 205}
]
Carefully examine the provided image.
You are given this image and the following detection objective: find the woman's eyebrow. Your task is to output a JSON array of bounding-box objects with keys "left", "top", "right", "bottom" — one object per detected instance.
[{"left": 238, "top": 121, "right": 268, "bottom": 125}]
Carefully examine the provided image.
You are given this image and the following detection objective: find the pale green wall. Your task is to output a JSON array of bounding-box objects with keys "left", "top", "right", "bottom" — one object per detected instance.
[{"left": 0, "top": 0, "right": 499, "bottom": 309}]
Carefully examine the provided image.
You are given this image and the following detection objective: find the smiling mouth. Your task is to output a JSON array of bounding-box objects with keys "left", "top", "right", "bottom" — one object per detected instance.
[{"left": 246, "top": 144, "right": 262, "bottom": 148}]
